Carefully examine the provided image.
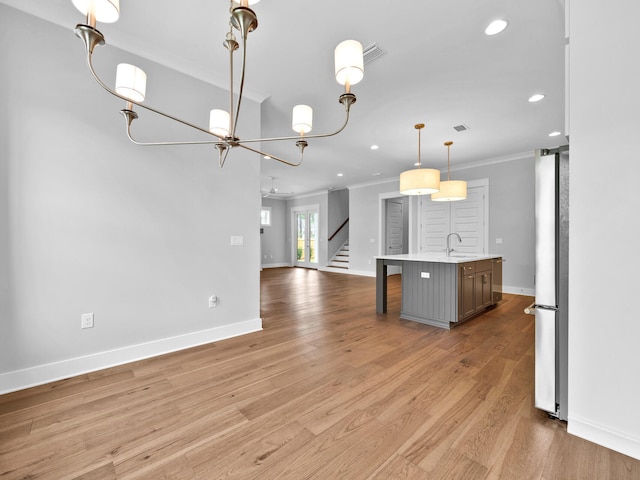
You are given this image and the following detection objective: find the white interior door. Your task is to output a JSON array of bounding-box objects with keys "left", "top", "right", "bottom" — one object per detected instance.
[
  {"left": 385, "top": 200, "right": 404, "bottom": 255},
  {"left": 293, "top": 207, "right": 318, "bottom": 268},
  {"left": 419, "top": 181, "right": 488, "bottom": 254}
]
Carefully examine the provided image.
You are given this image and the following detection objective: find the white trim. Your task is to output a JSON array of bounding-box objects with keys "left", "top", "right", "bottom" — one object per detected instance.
[
  {"left": 568, "top": 414, "right": 640, "bottom": 461},
  {"left": 287, "top": 190, "right": 329, "bottom": 201},
  {"left": 261, "top": 262, "right": 292, "bottom": 269},
  {"left": 447, "top": 151, "right": 534, "bottom": 173},
  {"left": 347, "top": 177, "right": 398, "bottom": 191},
  {"left": 322, "top": 267, "right": 376, "bottom": 278},
  {"left": 503, "top": 285, "right": 535, "bottom": 296},
  {"left": 346, "top": 152, "right": 534, "bottom": 192},
  {"left": 377, "top": 191, "right": 412, "bottom": 256},
  {"left": 0, "top": 318, "right": 263, "bottom": 395}
]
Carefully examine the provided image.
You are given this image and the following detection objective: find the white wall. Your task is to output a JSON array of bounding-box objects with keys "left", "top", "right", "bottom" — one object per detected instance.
[
  {"left": 0, "top": 6, "right": 262, "bottom": 393},
  {"left": 261, "top": 197, "right": 288, "bottom": 267},
  {"left": 567, "top": 1, "right": 640, "bottom": 460}
]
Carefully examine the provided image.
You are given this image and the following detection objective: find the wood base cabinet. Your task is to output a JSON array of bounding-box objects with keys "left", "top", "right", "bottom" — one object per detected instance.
[{"left": 458, "top": 260, "right": 494, "bottom": 322}]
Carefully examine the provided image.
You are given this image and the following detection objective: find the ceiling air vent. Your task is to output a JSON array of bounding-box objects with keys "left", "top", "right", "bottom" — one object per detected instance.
[
  {"left": 363, "top": 43, "right": 385, "bottom": 65},
  {"left": 453, "top": 124, "right": 470, "bottom": 132}
]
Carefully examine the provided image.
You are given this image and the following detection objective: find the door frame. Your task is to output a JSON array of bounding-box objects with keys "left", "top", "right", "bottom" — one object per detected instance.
[
  {"left": 291, "top": 204, "right": 320, "bottom": 268},
  {"left": 378, "top": 191, "right": 415, "bottom": 257}
]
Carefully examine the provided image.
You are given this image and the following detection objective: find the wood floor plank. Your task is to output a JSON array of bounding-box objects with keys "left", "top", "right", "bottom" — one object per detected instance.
[
  {"left": 1, "top": 268, "right": 639, "bottom": 479},
  {"left": 367, "top": 454, "right": 430, "bottom": 480}
]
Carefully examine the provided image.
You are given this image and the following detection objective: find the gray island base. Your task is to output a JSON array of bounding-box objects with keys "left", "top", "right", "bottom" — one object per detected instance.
[{"left": 376, "top": 253, "right": 503, "bottom": 329}]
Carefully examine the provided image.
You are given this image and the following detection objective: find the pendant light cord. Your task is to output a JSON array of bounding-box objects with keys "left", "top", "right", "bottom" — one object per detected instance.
[
  {"left": 415, "top": 123, "right": 425, "bottom": 168},
  {"left": 445, "top": 141, "right": 453, "bottom": 181}
]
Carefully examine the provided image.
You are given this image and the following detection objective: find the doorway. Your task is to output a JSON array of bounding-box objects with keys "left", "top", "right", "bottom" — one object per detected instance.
[
  {"left": 380, "top": 196, "right": 409, "bottom": 274},
  {"left": 292, "top": 206, "right": 319, "bottom": 268}
]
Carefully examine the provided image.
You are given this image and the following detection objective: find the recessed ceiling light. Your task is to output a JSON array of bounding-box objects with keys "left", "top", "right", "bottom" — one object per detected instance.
[
  {"left": 372, "top": 172, "right": 382, "bottom": 176},
  {"left": 337, "top": 173, "right": 344, "bottom": 177},
  {"left": 370, "top": 144, "right": 379, "bottom": 150},
  {"left": 485, "top": 19, "right": 508, "bottom": 36},
  {"left": 528, "top": 93, "right": 545, "bottom": 103},
  {"left": 549, "top": 131, "right": 562, "bottom": 137}
]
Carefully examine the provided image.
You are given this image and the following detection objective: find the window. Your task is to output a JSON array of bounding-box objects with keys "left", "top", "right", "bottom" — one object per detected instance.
[{"left": 260, "top": 207, "right": 272, "bottom": 227}]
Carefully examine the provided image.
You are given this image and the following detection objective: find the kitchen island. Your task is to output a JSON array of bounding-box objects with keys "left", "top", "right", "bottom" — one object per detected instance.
[{"left": 376, "top": 253, "right": 503, "bottom": 329}]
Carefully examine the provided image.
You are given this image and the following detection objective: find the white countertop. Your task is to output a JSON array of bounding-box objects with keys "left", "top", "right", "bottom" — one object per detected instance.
[{"left": 376, "top": 253, "right": 502, "bottom": 264}]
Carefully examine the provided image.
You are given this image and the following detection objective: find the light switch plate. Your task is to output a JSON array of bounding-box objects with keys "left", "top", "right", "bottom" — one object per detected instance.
[
  {"left": 230, "top": 235, "right": 244, "bottom": 246},
  {"left": 421, "top": 272, "right": 430, "bottom": 278}
]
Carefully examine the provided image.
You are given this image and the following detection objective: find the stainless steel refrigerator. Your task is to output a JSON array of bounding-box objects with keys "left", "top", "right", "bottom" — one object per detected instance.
[{"left": 528, "top": 147, "right": 569, "bottom": 421}]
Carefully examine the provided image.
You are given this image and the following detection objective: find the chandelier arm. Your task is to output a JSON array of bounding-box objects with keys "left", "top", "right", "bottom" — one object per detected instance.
[
  {"left": 84, "top": 48, "right": 226, "bottom": 142},
  {"left": 236, "top": 107, "right": 352, "bottom": 144},
  {"left": 121, "top": 112, "right": 223, "bottom": 146},
  {"left": 237, "top": 143, "right": 304, "bottom": 167}
]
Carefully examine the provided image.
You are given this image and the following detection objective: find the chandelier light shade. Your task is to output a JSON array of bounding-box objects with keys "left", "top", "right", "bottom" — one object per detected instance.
[
  {"left": 71, "top": 0, "right": 363, "bottom": 168},
  {"left": 400, "top": 123, "right": 440, "bottom": 195},
  {"left": 72, "top": 0, "right": 120, "bottom": 23},
  {"left": 209, "top": 109, "right": 231, "bottom": 137},
  {"left": 334, "top": 40, "right": 365, "bottom": 88},
  {"left": 291, "top": 105, "right": 313, "bottom": 134},
  {"left": 431, "top": 141, "right": 467, "bottom": 201},
  {"left": 115, "top": 63, "right": 147, "bottom": 103}
]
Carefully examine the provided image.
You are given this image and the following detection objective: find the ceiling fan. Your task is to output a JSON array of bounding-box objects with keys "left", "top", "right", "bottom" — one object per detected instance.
[{"left": 262, "top": 177, "right": 294, "bottom": 198}]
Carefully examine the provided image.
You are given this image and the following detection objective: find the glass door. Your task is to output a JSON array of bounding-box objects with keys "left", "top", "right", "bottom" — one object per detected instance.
[{"left": 293, "top": 207, "right": 318, "bottom": 268}]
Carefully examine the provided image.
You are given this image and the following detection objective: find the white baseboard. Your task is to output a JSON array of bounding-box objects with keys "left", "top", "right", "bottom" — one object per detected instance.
[
  {"left": 0, "top": 318, "right": 263, "bottom": 395},
  {"left": 503, "top": 285, "right": 535, "bottom": 296},
  {"left": 568, "top": 414, "right": 640, "bottom": 461},
  {"left": 317, "top": 266, "right": 376, "bottom": 277},
  {"left": 261, "top": 263, "right": 292, "bottom": 269}
]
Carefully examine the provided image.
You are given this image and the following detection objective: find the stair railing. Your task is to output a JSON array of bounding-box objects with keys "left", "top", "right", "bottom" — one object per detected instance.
[{"left": 328, "top": 218, "right": 349, "bottom": 242}]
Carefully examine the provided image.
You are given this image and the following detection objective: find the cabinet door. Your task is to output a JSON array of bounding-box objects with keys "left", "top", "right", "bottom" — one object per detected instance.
[
  {"left": 460, "top": 272, "right": 476, "bottom": 320},
  {"left": 477, "top": 271, "right": 493, "bottom": 309}
]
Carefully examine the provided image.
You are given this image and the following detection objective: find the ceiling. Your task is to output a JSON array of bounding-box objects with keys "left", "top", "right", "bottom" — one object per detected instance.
[{"left": 2, "top": 0, "right": 567, "bottom": 198}]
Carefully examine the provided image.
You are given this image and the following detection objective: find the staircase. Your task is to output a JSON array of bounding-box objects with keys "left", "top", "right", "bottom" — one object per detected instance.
[{"left": 328, "top": 241, "right": 350, "bottom": 270}]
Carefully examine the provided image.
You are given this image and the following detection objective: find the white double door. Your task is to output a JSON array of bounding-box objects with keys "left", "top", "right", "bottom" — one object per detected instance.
[
  {"left": 419, "top": 182, "right": 488, "bottom": 255},
  {"left": 292, "top": 206, "right": 319, "bottom": 268}
]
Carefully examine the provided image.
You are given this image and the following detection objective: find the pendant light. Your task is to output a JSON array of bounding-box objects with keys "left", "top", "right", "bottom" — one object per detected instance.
[
  {"left": 399, "top": 123, "right": 440, "bottom": 195},
  {"left": 431, "top": 141, "right": 467, "bottom": 201}
]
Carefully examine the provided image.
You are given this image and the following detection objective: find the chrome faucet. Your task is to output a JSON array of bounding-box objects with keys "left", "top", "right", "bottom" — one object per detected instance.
[{"left": 446, "top": 232, "right": 462, "bottom": 257}]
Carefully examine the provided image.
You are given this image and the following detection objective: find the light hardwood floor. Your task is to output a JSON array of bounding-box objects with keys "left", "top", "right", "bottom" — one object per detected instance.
[{"left": 1, "top": 267, "right": 639, "bottom": 479}]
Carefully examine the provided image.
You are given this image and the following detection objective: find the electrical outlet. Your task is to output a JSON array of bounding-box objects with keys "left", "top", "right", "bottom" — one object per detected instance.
[
  {"left": 81, "top": 312, "right": 94, "bottom": 329},
  {"left": 421, "top": 272, "right": 430, "bottom": 278}
]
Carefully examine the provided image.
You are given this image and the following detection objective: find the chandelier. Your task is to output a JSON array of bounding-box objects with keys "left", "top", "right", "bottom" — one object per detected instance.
[{"left": 71, "top": 0, "right": 364, "bottom": 167}]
